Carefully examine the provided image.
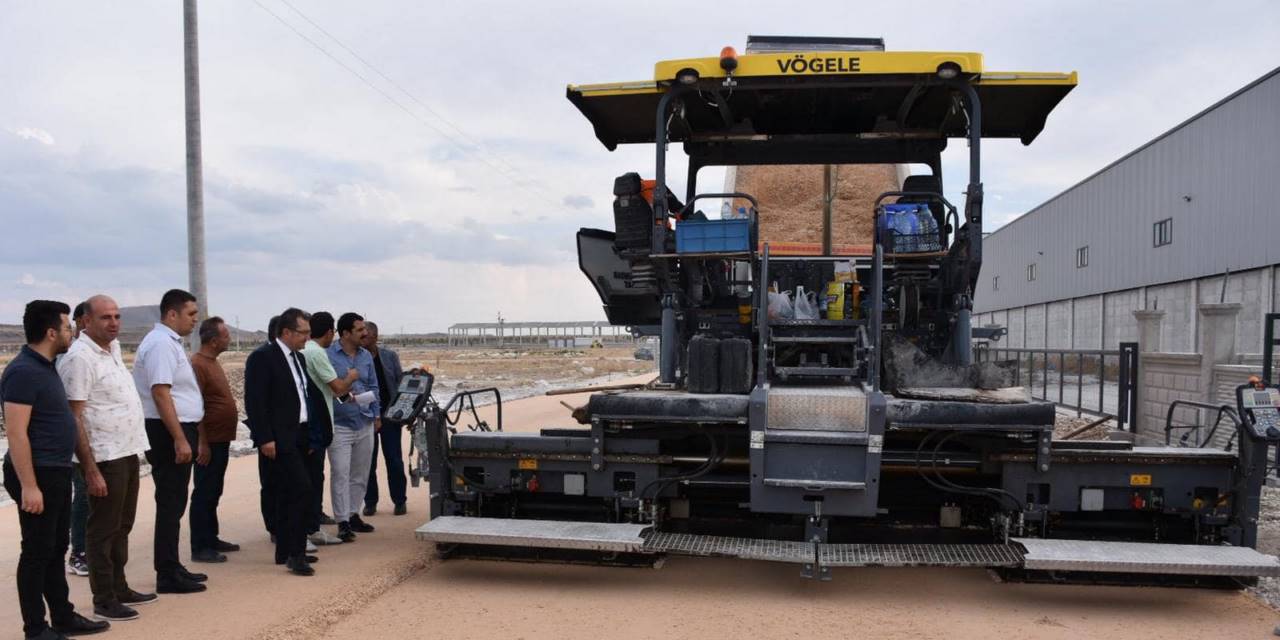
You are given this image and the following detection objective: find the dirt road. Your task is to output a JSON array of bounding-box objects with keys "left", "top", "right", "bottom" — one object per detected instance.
[{"left": 2, "top": 377, "right": 1277, "bottom": 639}]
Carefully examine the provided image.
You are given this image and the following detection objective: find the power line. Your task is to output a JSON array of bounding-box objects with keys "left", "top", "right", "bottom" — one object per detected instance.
[
  {"left": 274, "top": 0, "right": 543, "bottom": 194},
  {"left": 249, "top": 0, "right": 563, "bottom": 208}
]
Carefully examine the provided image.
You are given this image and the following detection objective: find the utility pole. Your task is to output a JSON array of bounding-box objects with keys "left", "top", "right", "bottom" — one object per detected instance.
[{"left": 184, "top": 0, "right": 208, "bottom": 334}]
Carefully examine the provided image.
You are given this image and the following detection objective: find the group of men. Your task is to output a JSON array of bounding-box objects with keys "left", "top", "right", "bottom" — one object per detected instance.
[
  {"left": 1, "top": 292, "right": 411, "bottom": 640},
  {"left": 248, "top": 308, "right": 409, "bottom": 575}
]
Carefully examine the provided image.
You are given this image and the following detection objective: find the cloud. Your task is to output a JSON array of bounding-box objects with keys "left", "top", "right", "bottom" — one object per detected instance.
[
  {"left": 16, "top": 273, "right": 65, "bottom": 289},
  {"left": 2, "top": 0, "right": 1277, "bottom": 329},
  {"left": 562, "top": 194, "right": 594, "bottom": 209},
  {"left": 11, "top": 127, "right": 55, "bottom": 146}
]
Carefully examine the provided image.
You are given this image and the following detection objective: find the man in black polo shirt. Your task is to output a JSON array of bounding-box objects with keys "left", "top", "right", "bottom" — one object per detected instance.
[{"left": 2, "top": 300, "right": 109, "bottom": 639}]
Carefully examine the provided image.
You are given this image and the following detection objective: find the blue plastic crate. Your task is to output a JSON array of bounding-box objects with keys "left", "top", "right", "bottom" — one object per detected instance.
[{"left": 676, "top": 219, "right": 752, "bottom": 253}]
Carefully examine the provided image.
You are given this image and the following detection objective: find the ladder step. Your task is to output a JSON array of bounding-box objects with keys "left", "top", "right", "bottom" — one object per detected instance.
[
  {"left": 1015, "top": 538, "right": 1280, "bottom": 577},
  {"left": 775, "top": 366, "right": 858, "bottom": 377},
  {"left": 416, "top": 516, "right": 649, "bottom": 552},
  {"left": 821, "top": 543, "right": 1023, "bottom": 568},
  {"left": 771, "top": 336, "right": 859, "bottom": 344},
  {"left": 643, "top": 531, "right": 812, "bottom": 563},
  {"left": 763, "top": 478, "right": 866, "bottom": 490}
]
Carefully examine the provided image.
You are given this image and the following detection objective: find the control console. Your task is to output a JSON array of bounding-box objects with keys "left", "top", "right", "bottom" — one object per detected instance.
[
  {"left": 385, "top": 372, "right": 434, "bottom": 423},
  {"left": 1237, "top": 379, "right": 1280, "bottom": 440}
]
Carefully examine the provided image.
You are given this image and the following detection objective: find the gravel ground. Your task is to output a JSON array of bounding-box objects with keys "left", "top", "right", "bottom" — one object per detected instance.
[{"left": 1252, "top": 486, "right": 1280, "bottom": 609}]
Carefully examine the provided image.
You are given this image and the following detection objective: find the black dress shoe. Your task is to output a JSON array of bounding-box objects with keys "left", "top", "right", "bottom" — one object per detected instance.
[
  {"left": 29, "top": 629, "right": 71, "bottom": 640},
  {"left": 319, "top": 512, "right": 336, "bottom": 525},
  {"left": 177, "top": 565, "right": 208, "bottom": 583},
  {"left": 191, "top": 549, "right": 227, "bottom": 563},
  {"left": 275, "top": 554, "right": 319, "bottom": 565},
  {"left": 394, "top": 503, "right": 408, "bottom": 516},
  {"left": 92, "top": 601, "right": 139, "bottom": 621},
  {"left": 337, "top": 523, "right": 357, "bottom": 543},
  {"left": 51, "top": 612, "right": 110, "bottom": 635},
  {"left": 362, "top": 504, "right": 377, "bottom": 517},
  {"left": 157, "top": 575, "right": 207, "bottom": 594},
  {"left": 117, "top": 589, "right": 158, "bottom": 606},
  {"left": 212, "top": 539, "right": 241, "bottom": 553},
  {"left": 349, "top": 515, "right": 375, "bottom": 533},
  {"left": 285, "top": 556, "right": 315, "bottom": 576}
]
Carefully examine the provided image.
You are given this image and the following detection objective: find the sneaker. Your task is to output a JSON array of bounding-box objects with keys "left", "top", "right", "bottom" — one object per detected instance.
[
  {"left": 319, "top": 512, "right": 336, "bottom": 525},
  {"left": 393, "top": 503, "right": 408, "bottom": 516},
  {"left": 93, "top": 602, "right": 139, "bottom": 622},
  {"left": 309, "top": 530, "right": 343, "bottom": 546},
  {"left": 337, "top": 523, "right": 357, "bottom": 543},
  {"left": 117, "top": 589, "right": 158, "bottom": 606},
  {"left": 305, "top": 539, "right": 318, "bottom": 553},
  {"left": 67, "top": 552, "right": 89, "bottom": 577},
  {"left": 362, "top": 504, "right": 377, "bottom": 517},
  {"left": 349, "top": 515, "right": 375, "bottom": 533},
  {"left": 51, "top": 611, "right": 110, "bottom": 635}
]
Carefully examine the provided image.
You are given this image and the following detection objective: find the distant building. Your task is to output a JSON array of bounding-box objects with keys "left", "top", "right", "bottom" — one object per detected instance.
[{"left": 973, "top": 66, "right": 1280, "bottom": 355}]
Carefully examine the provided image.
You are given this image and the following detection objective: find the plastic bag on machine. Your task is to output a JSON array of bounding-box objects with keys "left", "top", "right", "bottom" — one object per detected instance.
[
  {"left": 767, "top": 290, "right": 794, "bottom": 320},
  {"left": 793, "top": 286, "right": 819, "bottom": 320}
]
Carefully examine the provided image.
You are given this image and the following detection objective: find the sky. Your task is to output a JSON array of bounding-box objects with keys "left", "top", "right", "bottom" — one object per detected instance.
[{"left": 1, "top": 0, "right": 1277, "bottom": 332}]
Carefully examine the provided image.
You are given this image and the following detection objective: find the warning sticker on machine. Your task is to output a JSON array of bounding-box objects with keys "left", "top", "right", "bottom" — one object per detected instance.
[
  {"left": 750, "top": 431, "right": 764, "bottom": 449},
  {"left": 1130, "top": 474, "right": 1152, "bottom": 486},
  {"left": 518, "top": 458, "right": 538, "bottom": 470}
]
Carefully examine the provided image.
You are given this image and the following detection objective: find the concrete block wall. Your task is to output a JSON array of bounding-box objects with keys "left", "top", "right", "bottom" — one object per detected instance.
[
  {"left": 1103, "top": 288, "right": 1142, "bottom": 347},
  {"left": 1007, "top": 306, "right": 1025, "bottom": 347},
  {"left": 1047, "top": 300, "right": 1072, "bottom": 349},
  {"left": 1025, "top": 305, "right": 1046, "bottom": 348},
  {"left": 1147, "top": 281, "right": 1196, "bottom": 352},
  {"left": 1198, "top": 270, "right": 1269, "bottom": 354},
  {"left": 1137, "top": 353, "right": 1204, "bottom": 442},
  {"left": 978, "top": 266, "right": 1276, "bottom": 356},
  {"left": 1073, "top": 295, "right": 1102, "bottom": 349}
]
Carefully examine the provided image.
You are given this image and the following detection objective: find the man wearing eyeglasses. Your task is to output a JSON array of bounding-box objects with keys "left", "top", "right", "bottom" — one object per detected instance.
[{"left": 244, "top": 308, "right": 323, "bottom": 576}]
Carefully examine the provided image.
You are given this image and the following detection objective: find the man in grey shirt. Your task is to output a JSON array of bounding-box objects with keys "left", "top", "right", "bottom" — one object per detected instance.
[{"left": 132, "top": 289, "right": 206, "bottom": 594}]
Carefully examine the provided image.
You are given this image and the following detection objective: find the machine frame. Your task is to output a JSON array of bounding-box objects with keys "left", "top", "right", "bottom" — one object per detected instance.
[{"left": 414, "top": 42, "right": 1280, "bottom": 582}]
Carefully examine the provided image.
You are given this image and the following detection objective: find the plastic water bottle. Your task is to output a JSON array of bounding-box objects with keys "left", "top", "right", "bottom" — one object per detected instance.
[
  {"left": 737, "top": 206, "right": 748, "bottom": 219},
  {"left": 893, "top": 209, "right": 916, "bottom": 253},
  {"left": 916, "top": 205, "right": 937, "bottom": 251},
  {"left": 721, "top": 201, "right": 732, "bottom": 219}
]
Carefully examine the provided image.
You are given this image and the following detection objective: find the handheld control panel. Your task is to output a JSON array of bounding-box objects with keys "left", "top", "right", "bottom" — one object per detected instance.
[
  {"left": 1237, "top": 379, "right": 1280, "bottom": 440},
  {"left": 385, "top": 372, "right": 434, "bottom": 423}
]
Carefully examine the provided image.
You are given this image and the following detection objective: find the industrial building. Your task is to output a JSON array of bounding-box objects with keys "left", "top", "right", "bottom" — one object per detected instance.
[{"left": 973, "top": 66, "right": 1280, "bottom": 357}]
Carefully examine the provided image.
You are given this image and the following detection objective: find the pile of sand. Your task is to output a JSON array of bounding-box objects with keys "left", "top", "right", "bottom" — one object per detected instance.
[{"left": 731, "top": 164, "right": 901, "bottom": 250}]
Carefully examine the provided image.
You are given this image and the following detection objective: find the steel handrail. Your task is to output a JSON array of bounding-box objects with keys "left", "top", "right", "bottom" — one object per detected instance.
[{"left": 1164, "top": 400, "right": 1239, "bottom": 449}]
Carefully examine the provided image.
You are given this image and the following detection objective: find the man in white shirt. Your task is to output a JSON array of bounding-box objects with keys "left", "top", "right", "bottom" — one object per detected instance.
[
  {"left": 59, "top": 295, "right": 156, "bottom": 621},
  {"left": 132, "top": 289, "right": 206, "bottom": 594}
]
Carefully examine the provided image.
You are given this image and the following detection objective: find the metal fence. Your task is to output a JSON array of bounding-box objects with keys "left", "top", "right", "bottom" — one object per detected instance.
[{"left": 973, "top": 342, "right": 1139, "bottom": 432}]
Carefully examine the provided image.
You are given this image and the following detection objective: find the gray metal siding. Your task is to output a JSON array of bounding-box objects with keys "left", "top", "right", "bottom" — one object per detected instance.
[{"left": 975, "top": 69, "right": 1280, "bottom": 314}]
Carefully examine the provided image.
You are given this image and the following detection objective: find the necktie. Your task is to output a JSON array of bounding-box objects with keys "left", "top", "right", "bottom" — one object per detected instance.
[{"left": 290, "top": 352, "right": 309, "bottom": 399}]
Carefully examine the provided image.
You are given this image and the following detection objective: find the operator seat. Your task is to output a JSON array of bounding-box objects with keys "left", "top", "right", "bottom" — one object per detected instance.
[
  {"left": 895, "top": 174, "right": 944, "bottom": 229},
  {"left": 613, "top": 172, "right": 653, "bottom": 251}
]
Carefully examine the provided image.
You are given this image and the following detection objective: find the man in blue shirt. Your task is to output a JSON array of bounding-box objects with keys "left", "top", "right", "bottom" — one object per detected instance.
[
  {"left": 2, "top": 300, "right": 110, "bottom": 639},
  {"left": 325, "top": 313, "right": 381, "bottom": 542}
]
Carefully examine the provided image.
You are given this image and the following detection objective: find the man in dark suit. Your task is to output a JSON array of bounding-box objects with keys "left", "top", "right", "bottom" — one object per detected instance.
[{"left": 244, "top": 308, "right": 324, "bottom": 576}]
